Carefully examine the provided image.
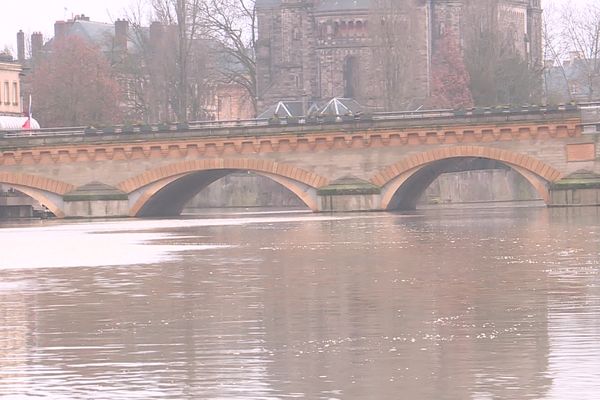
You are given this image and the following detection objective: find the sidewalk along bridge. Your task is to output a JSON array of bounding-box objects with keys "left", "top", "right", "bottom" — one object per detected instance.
[{"left": 0, "top": 104, "right": 599, "bottom": 218}]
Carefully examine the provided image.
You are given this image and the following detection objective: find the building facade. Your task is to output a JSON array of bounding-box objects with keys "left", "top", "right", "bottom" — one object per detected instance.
[
  {"left": 544, "top": 52, "right": 600, "bottom": 104},
  {"left": 256, "top": 0, "right": 543, "bottom": 110},
  {"left": 0, "top": 60, "right": 22, "bottom": 116}
]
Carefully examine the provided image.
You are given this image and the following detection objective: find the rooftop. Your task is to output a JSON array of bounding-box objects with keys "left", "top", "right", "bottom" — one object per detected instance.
[
  {"left": 46, "top": 18, "right": 141, "bottom": 54},
  {"left": 256, "top": 0, "right": 370, "bottom": 10}
]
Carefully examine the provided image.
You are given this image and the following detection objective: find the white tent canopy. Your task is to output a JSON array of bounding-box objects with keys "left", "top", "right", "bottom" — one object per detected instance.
[{"left": 0, "top": 116, "right": 41, "bottom": 130}]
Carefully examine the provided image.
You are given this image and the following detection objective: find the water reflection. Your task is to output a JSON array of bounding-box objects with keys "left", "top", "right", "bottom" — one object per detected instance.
[{"left": 0, "top": 208, "right": 599, "bottom": 399}]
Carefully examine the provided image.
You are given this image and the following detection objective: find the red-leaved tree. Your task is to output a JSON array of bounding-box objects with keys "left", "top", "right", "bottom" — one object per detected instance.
[
  {"left": 32, "top": 36, "right": 121, "bottom": 127},
  {"left": 428, "top": 33, "right": 474, "bottom": 109}
]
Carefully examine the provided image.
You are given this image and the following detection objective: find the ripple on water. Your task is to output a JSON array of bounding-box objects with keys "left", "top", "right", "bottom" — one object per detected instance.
[{"left": 0, "top": 209, "right": 599, "bottom": 399}]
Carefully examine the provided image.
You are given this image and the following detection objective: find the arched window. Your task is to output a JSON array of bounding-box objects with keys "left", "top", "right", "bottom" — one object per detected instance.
[{"left": 292, "top": 28, "right": 301, "bottom": 41}]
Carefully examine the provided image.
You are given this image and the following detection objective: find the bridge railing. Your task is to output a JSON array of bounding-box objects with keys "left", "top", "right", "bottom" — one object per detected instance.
[
  {"left": 1, "top": 126, "right": 87, "bottom": 138},
  {"left": 0, "top": 118, "right": 273, "bottom": 139},
  {"left": 1, "top": 102, "right": 598, "bottom": 140}
]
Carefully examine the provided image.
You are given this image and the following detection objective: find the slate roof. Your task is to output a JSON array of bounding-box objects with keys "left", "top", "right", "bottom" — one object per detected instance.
[
  {"left": 46, "top": 20, "right": 142, "bottom": 53},
  {"left": 258, "top": 97, "right": 364, "bottom": 118},
  {"left": 318, "top": 97, "right": 363, "bottom": 115},
  {"left": 545, "top": 58, "right": 600, "bottom": 102},
  {"left": 258, "top": 100, "right": 319, "bottom": 118}
]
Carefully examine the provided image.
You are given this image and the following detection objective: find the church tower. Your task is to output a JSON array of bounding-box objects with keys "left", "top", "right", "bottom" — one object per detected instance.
[
  {"left": 255, "top": 0, "right": 317, "bottom": 109},
  {"left": 255, "top": 0, "right": 544, "bottom": 112},
  {"left": 527, "top": 0, "right": 543, "bottom": 69}
]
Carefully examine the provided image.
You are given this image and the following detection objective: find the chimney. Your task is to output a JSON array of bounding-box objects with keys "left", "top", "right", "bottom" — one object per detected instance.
[
  {"left": 17, "top": 30, "right": 25, "bottom": 63},
  {"left": 115, "top": 19, "right": 129, "bottom": 51},
  {"left": 31, "top": 32, "right": 43, "bottom": 61},
  {"left": 54, "top": 21, "right": 67, "bottom": 42}
]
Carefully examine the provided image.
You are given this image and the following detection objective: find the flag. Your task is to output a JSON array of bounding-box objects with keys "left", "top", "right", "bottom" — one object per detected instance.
[{"left": 22, "top": 95, "right": 32, "bottom": 130}]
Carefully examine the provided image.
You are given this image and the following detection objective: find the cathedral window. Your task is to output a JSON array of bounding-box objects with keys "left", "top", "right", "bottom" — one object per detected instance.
[{"left": 343, "top": 56, "right": 359, "bottom": 98}]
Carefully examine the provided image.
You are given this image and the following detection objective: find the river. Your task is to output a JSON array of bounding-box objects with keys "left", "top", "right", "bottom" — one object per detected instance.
[{"left": 0, "top": 207, "right": 599, "bottom": 399}]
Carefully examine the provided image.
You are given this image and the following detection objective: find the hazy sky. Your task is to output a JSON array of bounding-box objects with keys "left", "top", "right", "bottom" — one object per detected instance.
[{"left": 0, "top": 0, "right": 594, "bottom": 52}]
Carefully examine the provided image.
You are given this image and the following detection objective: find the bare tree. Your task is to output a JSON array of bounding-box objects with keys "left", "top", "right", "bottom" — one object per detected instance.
[
  {"left": 152, "top": 0, "right": 208, "bottom": 121},
  {"left": 542, "top": 6, "right": 572, "bottom": 104},
  {"left": 428, "top": 32, "right": 473, "bottom": 109},
  {"left": 32, "top": 36, "right": 121, "bottom": 127},
  {"left": 121, "top": 3, "right": 170, "bottom": 123},
  {"left": 560, "top": 3, "right": 600, "bottom": 101},
  {"left": 122, "top": 0, "right": 213, "bottom": 122},
  {"left": 541, "top": 3, "right": 572, "bottom": 103},
  {"left": 369, "top": 0, "right": 425, "bottom": 111},
  {"left": 199, "top": 0, "right": 257, "bottom": 116},
  {"left": 462, "top": 0, "right": 540, "bottom": 106}
]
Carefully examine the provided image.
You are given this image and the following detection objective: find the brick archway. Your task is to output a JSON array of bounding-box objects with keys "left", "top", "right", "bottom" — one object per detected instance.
[
  {"left": 120, "top": 159, "right": 328, "bottom": 216},
  {"left": 117, "top": 158, "right": 329, "bottom": 194},
  {"left": 0, "top": 172, "right": 74, "bottom": 218},
  {"left": 371, "top": 146, "right": 564, "bottom": 209}
]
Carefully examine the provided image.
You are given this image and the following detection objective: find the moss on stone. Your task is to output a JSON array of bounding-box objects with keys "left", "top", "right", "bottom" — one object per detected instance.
[
  {"left": 63, "top": 182, "right": 128, "bottom": 202},
  {"left": 551, "top": 180, "right": 600, "bottom": 190},
  {"left": 63, "top": 194, "right": 128, "bottom": 201},
  {"left": 317, "top": 176, "right": 381, "bottom": 196},
  {"left": 551, "top": 170, "right": 600, "bottom": 190}
]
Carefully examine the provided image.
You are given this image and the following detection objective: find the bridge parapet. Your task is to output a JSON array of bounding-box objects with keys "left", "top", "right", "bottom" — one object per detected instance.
[{"left": 0, "top": 103, "right": 591, "bottom": 145}]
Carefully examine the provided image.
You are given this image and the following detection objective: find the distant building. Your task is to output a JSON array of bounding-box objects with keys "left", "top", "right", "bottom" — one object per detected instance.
[
  {"left": 255, "top": 0, "right": 543, "bottom": 111},
  {"left": 0, "top": 52, "right": 42, "bottom": 130},
  {"left": 17, "top": 15, "right": 253, "bottom": 124},
  {"left": 544, "top": 52, "right": 600, "bottom": 104},
  {"left": 0, "top": 58, "right": 22, "bottom": 116}
]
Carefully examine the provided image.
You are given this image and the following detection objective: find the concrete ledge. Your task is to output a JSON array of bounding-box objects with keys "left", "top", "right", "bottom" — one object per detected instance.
[
  {"left": 317, "top": 176, "right": 381, "bottom": 196},
  {"left": 318, "top": 193, "right": 382, "bottom": 212},
  {"left": 63, "top": 199, "right": 130, "bottom": 218},
  {"left": 316, "top": 176, "right": 383, "bottom": 211},
  {"left": 63, "top": 181, "right": 128, "bottom": 202}
]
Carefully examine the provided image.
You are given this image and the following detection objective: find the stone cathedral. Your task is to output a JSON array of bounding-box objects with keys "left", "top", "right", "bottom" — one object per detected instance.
[{"left": 255, "top": 0, "right": 543, "bottom": 111}]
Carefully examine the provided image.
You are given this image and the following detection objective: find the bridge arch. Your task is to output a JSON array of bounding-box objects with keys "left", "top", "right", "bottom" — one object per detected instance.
[
  {"left": 117, "top": 158, "right": 329, "bottom": 217},
  {"left": 0, "top": 172, "right": 73, "bottom": 218},
  {"left": 371, "top": 146, "right": 564, "bottom": 210}
]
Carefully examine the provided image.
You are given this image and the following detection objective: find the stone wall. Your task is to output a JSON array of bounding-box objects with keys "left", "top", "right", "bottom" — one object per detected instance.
[
  {"left": 184, "top": 169, "right": 539, "bottom": 209},
  {"left": 422, "top": 169, "right": 540, "bottom": 204},
  {"left": 186, "top": 173, "right": 304, "bottom": 209}
]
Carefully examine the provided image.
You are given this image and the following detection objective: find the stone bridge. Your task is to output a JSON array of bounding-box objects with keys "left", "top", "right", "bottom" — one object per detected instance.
[{"left": 1, "top": 105, "right": 599, "bottom": 218}]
